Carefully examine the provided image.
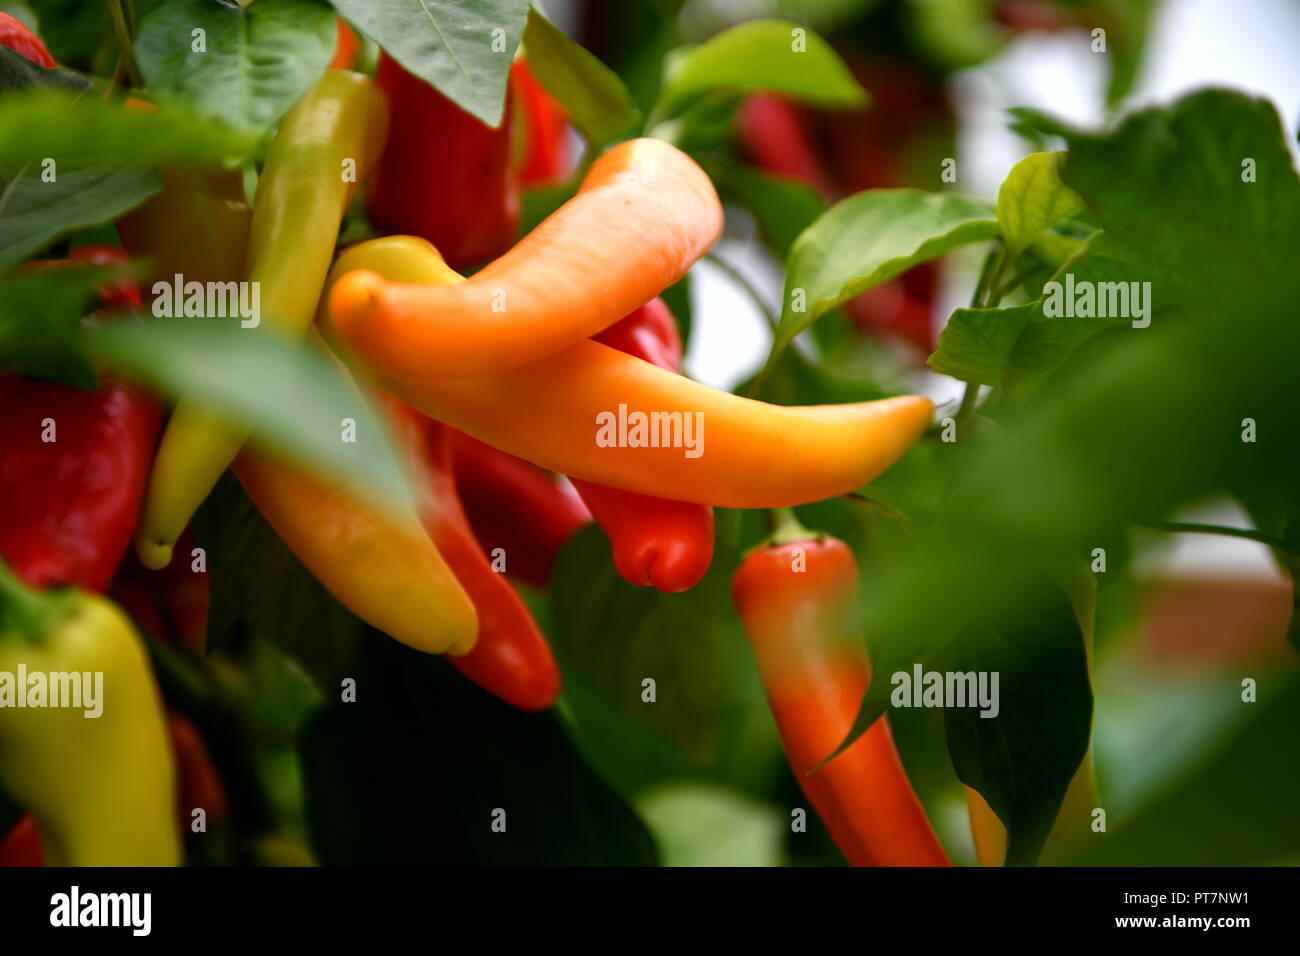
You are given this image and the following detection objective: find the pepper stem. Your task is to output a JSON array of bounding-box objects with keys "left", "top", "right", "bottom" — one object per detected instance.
[
  {"left": 768, "top": 507, "right": 814, "bottom": 546},
  {"left": 0, "top": 557, "right": 69, "bottom": 641}
]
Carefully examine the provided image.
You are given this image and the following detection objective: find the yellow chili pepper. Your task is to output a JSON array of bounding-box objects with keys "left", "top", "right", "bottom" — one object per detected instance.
[
  {"left": 134, "top": 70, "right": 390, "bottom": 570},
  {"left": 0, "top": 559, "right": 179, "bottom": 866}
]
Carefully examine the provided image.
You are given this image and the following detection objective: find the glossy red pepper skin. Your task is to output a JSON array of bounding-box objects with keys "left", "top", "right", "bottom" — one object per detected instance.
[
  {"left": 732, "top": 536, "right": 950, "bottom": 867},
  {"left": 569, "top": 299, "right": 716, "bottom": 593},
  {"left": 0, "top": 12, "right": 55, "bottom": 67},
  {"left": 449, "top": 430, "right": 589, "bottom": 589},
  {"left": 512, "top": 59, "right": 569, "bottom": 185},
  {"left": 367, "top": 52, "right": 519, "bottom": 271},
  {"left": 390, "top": 404, "right": 560, "bottom": 712},
  {"left": 0, "top": 375, "right": 161, "bottom": 592}
]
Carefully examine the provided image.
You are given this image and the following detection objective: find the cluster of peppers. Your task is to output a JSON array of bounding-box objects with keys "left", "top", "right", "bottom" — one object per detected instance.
[{"left": 1, "top": 13, "right": 949, "bottom": 867}]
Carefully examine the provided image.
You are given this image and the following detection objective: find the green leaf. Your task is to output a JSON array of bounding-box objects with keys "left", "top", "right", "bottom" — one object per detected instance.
[
  {"left": 928, "top": 302, "right": 1036, "bottom": 387},
  {"left": 706, "top": 157, "right": 827, "bottom": 259},
  {"left": 0, "top": 162, "right": 160, "bottom": 273},
  {"left": 0, "top": 89, "right": 257, "bottom": 169},
  {"left": 521, "top": 7, "right": 640, "bottom": 149},
  {"left": 332, "top": 0, "right": 531, "bottom": 128},
  {"left": 942, "top": 577, "right": 1093, "bottom": 867},
  {"left": 908, "top": 0, "right": 1007, "bottom": 69},
  {"left": 548, "top": 525, "right": 781, "bottom": 797},
  {"left": 0, "top": 268, "right": 103, "bottom": 386},
  {"left": 774, "top": 188, "right": 998, "bottom": 359},
  {"left": 190, "top": 475, "right": 364, "bottom": 689},
  {"left": 135, "top": 0, "right": 335, "bottom": 137},
  {"left": 654, "top": 18, "right": 865, "bottom": 122},
  {"left": 0, "top": 44, "right": 91, "bottom": 93},
  {"left": 996, "top": 151, "right": 1085, "bottom": 258},
  {"left": 301, "top": 630, "right": 659, "bottom": 865},
  {"left": 88, "top": 319, "right": 413, "bottom": 510},
  {"left": 636, "top": 781, "right": 784, "bottom": 866}
]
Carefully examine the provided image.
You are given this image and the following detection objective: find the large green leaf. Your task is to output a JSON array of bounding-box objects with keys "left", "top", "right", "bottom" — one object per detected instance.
[
  {"left": 301, "top": 630, "right": 659, "bottom": 865},
  {"left": 548, "top": 524, "right": 781, "bottom": 798},
  {"left": 838, "top": 90, "right": 1300, "bottom": 777},
  {"left": 331, "top": 0, "right": 531, "bottom": 128},
  {"left": 997, "top": 151, "right": 1085, "bottom": 258},
  {"left": 774, "top": 188, "right": 998, "bottom": 359},
  {"left": 135, "top": 0, "right": 335, "bottom": 136},
  {"left": 0, "top": 44, "right": 91, "bottom": 93},
  {"left": 942, "top": 578, "right": 1092, "bottom": 867},
  {"left": 653, "top": 18, "right": 865, "bottom": 122},
  {"left": 89, "top": 319, "right": 413, "bottom": 510},
  {"left": 520, "top": 7, "right": 639, "bottom": 149}
]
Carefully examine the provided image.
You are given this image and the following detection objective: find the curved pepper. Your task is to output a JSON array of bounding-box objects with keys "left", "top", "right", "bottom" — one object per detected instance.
[
  {"left": 572, "top": 299, "right": 716, "bottom": 593},
  {"left": 330, "top": 137, "right": 723, "bottom": 378},
  {"left": 0, "top": 12, "right": 55, "bottom": 67},
  {"left": 0, "top": 560, "right": 179, "bottom": 866},
  {"left": 367, "top": 51, "right": 519, "bottom": 270},
  {"left": 449, "top": 429, "right": 589, "bottom": 589},
  {"left": 134, "top": 70, "right": 390, "bottom": 570},
  {"left": 231, "top": 443, "right": 478, "bottom": 657},
  {"left": 389, "top": 405, "right": 560, "bottom": 711},
  {"left": 512, "top": 59, "right": 569, "bottom": 185},
  {"left": 327, "top": 236, "right": 932, "bottom": 508},
  {"left": 732, "top": 532, "right": 949, "bottom": 866}
]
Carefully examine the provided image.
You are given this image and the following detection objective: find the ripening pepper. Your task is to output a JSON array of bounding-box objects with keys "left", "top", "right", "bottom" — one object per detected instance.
[
  {"left": 390, "top": 404, "right": 560, "bottom": 712},
  {"left": 327, "top": 236, "right": 933, "bottom": 509},
  {"left": 0, "top": 11, "right": 55, "bottom": 67},
  {"left": 449, "top": 429, "right": 590, "bottom": 589},
  {"left": 512, "top": 59, "right": 569, "bottom": 185},
  {"left": 134, "top": 70, "right": 389, "bottom": 571},
  {"left": 110, "top": 530, "right": 210, "bottom": 654},
  {"left": 332, "top": 137, "right": 723, "bottom": 378},
  {"left": 1, "top": 249, "right": 161, "bottom": 593},
  {"left": 571, "top": 299, "right": 716, "bottom": 593},
  {"left": 0, "top": 558, "right": 179, "bottom": 866},
  {"left": 367, "top": 51, "right": 519, "bottom": 271},
  {"left": 732, "top": 529, "right": 949, "bottom": 867}
]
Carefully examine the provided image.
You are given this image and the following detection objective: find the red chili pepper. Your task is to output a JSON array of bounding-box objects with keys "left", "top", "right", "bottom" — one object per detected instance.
[
  {"left": 568, "top": 299, "right": 716, "bottom": 593},
  {"left": 732, "top": 533, "right": 950, "bottom": 866},
  {"left": 329, "top": 15, "right": 359, "bottom": 70},
  {"left": 736, "top": 92, "right": 832, "bottom": 199},
  {"left": 367, "top": 52, "right": 519, "bottom": 270},
  {"left": 68, "top": 245, "right": 141, "bottom": 312},
  {"left": 0, "top": 814, "right": 42, "bottom": 866},
  {"left": 449, "top": 429, "right": 589, "bottom": 589},
  {"left": 0, "top": 11, "right": 55, "bottom": 67},
  {"left": 0, "top": 251, "right": 160, "bottom": 592},
  {"left": 512, "top": 59, "right": 569, "bottom": 185},
  {"left": 111, "top": 530, "right": 210, "bottom": 653},
  {"left": 389, "top": 403, "right": 560, "bottom": 712}
]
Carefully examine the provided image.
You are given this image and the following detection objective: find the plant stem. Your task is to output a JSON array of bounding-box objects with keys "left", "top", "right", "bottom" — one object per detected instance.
[
  {"left": 706, "top": 251, "right": 778, "bottom": 331},
  {"left": 1136, "top": 520, "right": 1285, "bottom": 551},
  {"left": 768, "top": 507, "right": 813, "bottom": 545},
  {"left": 106, "top": 0, "right": 144, "bottom": 89},
  {"left": 0, "top": 557, "right": 64, "bottom": 641},
  {"left": 846, "top": 492, "right": 919, "bottom": 546}
]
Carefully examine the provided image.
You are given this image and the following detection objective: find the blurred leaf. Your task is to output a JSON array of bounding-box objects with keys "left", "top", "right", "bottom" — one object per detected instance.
[
  {"left": 0, "top": 44, "right": 90, "bottom": 93},
  {"left": 331, "top": 0, "right": 530, "bottom": 128},
  {"left": 997, "top": 151, "right": 1085, "bottom": 259},
  {"left": 0, "top": 268, "right": 105, "bottom": 386},
  {"left": 636, "top": 781, "right": 783, "bottom": 866},
  {"left": 521, "top": 7, "right": 640, "bottom": 149},
  {"left": 1101, "top": 0, "right": 1158, "bottom": 108},
  {"left": 942, "top": 577, "right": 1092, "bottom": 866},
  {"left": 0, "top": 162, "right": 160, "bottom": 273},
  {"left": 654, "top": 18, "right": 866, "bottom": 122},
  {"left": 89, "top": 319, "right": 414, "bottom": 510},
  {"left": 135, "top": 0, "right": 335, "bottom": 137},
  {"left": 908, "top": 0, "right": 1008, "bottom": 69},
  {"left": 301, "top": 630, "right": 659, "bottom": 865},
  {"left": 840, "top": 89, "right": 1300, "bottom": 774},
  {"left": 549, "top": 525, "right": 781, "bottom": 797},
  {"left": 0, "top": 89, "right": 257, "bottom": 169},
  {"left": 190, "top": 475, "right": 364, "bottom": 690},
  {"left": 705, "top": 156, "right": 827, "bottom": 259},
  {"left": 660, "top": 270, "right": 693, "bottom": 353},
  {"left": 775, "top": 188, "right": 998, "bottom": 360},
  {"left": 1075, "top": 669, "right": 1300, "bottom": 864}
]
